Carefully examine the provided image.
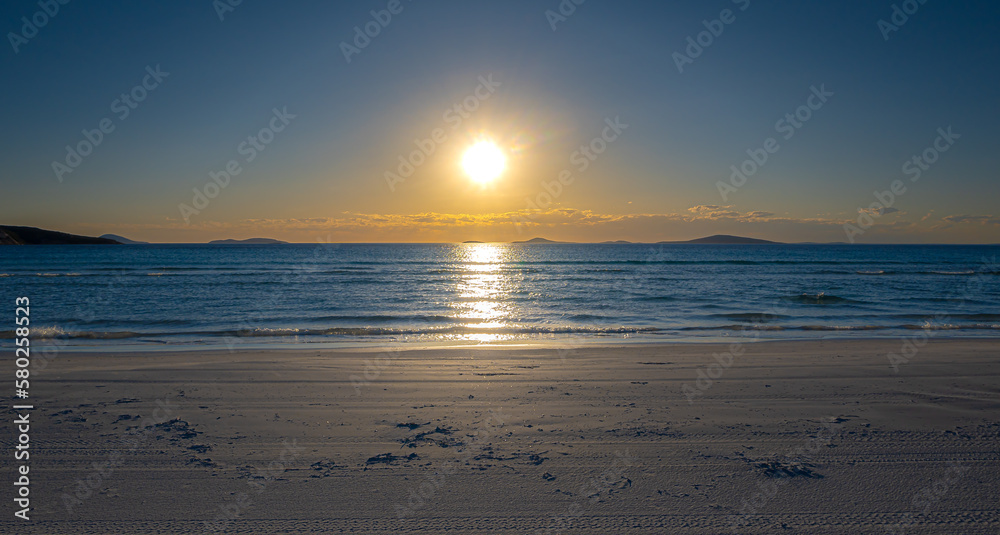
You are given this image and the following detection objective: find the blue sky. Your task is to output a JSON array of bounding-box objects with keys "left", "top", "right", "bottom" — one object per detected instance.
[{"left": 2, "top": 0, "right": 998, "bottom": 242}]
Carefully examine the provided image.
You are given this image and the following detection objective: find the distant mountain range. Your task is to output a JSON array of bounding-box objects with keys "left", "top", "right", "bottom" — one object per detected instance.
[
  {"left": 0, "top": 226, "right": 292, "bottom": 245},
  {"left": 0, "top": 226, "right": 896, "bottom": 246},
  {"left": 0, "top": 225, "right": 120, "bottom": 245},
  {"left": 208, "top": 238, "right": 288, "bottom": 245}
]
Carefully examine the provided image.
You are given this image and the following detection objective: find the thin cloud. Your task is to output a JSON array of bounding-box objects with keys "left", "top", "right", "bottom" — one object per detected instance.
[
  {"left": 858, "top": 206, "right": 900, "bottom": 216},
  {"left": 942, "top": 214, "right": 1000, "bottom": 225}
]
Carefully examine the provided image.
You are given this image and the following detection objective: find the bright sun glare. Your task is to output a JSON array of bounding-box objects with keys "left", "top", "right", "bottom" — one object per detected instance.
[{"left": 462, "top": 141, "right": 506, "bottom": 184}]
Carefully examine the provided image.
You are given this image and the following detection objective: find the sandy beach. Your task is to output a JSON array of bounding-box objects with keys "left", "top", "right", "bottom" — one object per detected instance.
[{"left": 5, "top": 339, "right": 999, "bottom": 534}]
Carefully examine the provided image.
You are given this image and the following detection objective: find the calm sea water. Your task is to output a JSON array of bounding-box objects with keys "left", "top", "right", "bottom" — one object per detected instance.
[{"left": 1, "top": 243, "right": 998, "bottom": 349}]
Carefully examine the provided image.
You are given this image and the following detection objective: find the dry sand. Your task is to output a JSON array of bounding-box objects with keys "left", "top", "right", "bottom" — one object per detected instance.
[{"left": 3, "top": 339, "right": 999, "bottom": 534}]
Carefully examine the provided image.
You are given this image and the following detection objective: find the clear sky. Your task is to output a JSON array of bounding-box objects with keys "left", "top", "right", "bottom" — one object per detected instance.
[{"left": 2, "top": 0, "right": 999, "bottom": 243}]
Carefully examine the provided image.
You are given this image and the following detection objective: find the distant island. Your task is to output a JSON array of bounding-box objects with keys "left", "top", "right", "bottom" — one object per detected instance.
[
  {"left": 208, "top": 238, "right": 288, "bottom": 245},
  {"left": 100, "top": 234, "right": 148, "bottom": 244},
  {"left": 0, "top": 225, "right": 120, "bottom": 245},
  {"left": 600, "top": 240, "right": 632, "bottom": 244},
  {"left": 512, "top": 237, "right": 568, "bottom": 244},
  {"left": 659, "top": 234, "right": 780, "bottom": 245},
  {"left": 462, "top": 240, "right": 484, "bottom": 244}
]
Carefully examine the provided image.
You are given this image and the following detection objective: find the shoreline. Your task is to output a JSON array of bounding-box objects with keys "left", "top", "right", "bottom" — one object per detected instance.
[{"left": 29, "top": 333, "right": 1000, "bottom": 354}]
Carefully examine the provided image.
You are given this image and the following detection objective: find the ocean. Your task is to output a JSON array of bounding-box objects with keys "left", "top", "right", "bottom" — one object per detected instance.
[{"left": 1, "top": 243, "right": 998, "bottom": 350}]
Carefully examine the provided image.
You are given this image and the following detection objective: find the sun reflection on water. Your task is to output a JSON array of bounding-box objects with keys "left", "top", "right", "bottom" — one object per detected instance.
[{"left": 450, "top": 243, "right": 516, "bottom": 343}]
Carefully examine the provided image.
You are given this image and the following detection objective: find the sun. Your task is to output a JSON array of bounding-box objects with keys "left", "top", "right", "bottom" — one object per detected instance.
[{"left": 462, "top": 140, "right": 506, "bottom": 184}]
